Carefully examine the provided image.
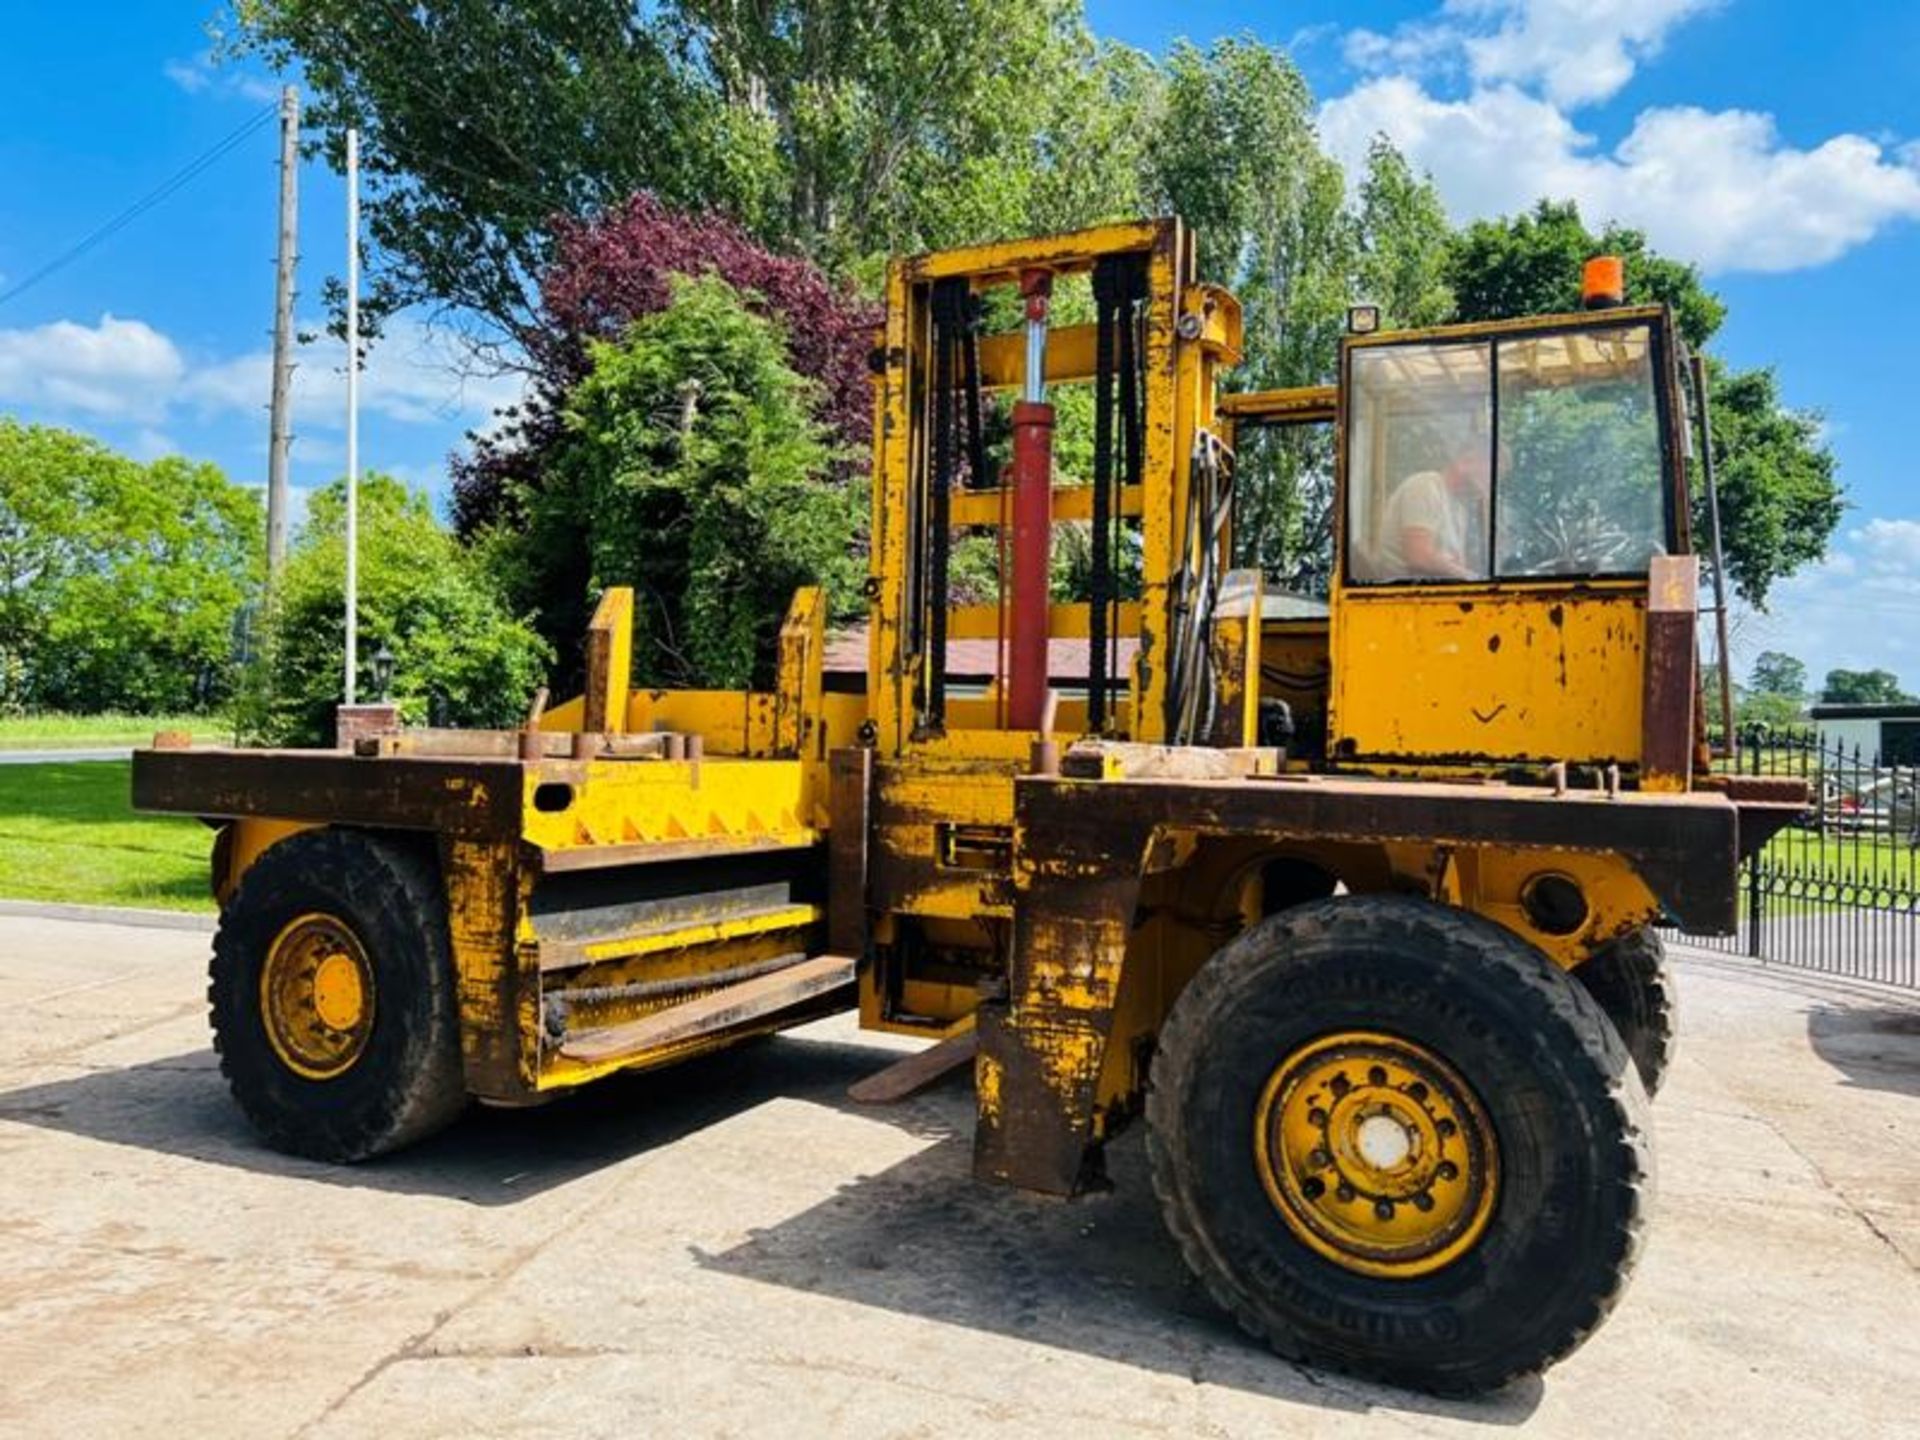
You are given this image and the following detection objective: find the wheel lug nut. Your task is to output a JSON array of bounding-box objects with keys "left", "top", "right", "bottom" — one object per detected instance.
[
  {"left": 1308, "top": 1107, "right": 1327, "bottom": 1127},
  {"left": 1309, "top": 1148, "right": 1331, "bottom": 1169},
  {"left": 1301, "top": 1177, "right": 1325, "bottom": 1200},
  {"left": 1412, "top": 1193, "right": 1435, "bottom": 1212},
  {"left": 1336, "top": 1183, "right": 1356, "bottom": 1203},
  {"left": 1367, "top": 1066, "right": 1387, "bottom": 1086},
  {"left": 1407, "top": 1082, "right": 1428, "bottom": 1101},
  {"left": 1437, "top": 1119, "right": 1456, "bottom": 1138},
  {"left": 1374, "top": 1199, "right": 1395, "bottom": 1221},
  {"left": 1330, "top": 1075, "right": 1350, "bottom": 1097},
  {"left": 1437, "top": 1160, "right": 1459, "bottom": 1181}
]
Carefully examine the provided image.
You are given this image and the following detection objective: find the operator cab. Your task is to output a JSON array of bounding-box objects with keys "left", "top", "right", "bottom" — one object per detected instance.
[
  {"left": 1228, "top": 285, "right": 1695, "bottom": 785},
  {"left": 1345, "top": 319, "right": 1674, "bottom": 585}
]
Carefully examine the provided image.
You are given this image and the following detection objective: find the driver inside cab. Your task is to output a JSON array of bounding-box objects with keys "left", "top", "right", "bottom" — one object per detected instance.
[{"left": 1362, "top": 441, "right": 1502, "bottom": 581}]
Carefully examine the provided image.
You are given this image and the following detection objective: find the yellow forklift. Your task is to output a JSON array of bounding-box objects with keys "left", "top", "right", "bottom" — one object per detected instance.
[{"left": 135, "top": 218, "right": 1803, "bottom": 1393}]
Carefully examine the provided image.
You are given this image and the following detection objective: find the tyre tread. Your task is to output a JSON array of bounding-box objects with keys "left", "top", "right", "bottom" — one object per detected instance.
[{"left": 1146, "top": 895, "right": 1652, "bottom": 1395}]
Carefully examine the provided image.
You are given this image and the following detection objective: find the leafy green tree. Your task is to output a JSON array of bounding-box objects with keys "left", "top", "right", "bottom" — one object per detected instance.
[
  {"left": 1737, "top": 687, "right": 1806, "bottom": 731},
  {"left": 0, "top": 421, "right": 259, "bottom": 712},
  {"left": 231, "top": 0, "right": 1131, "bottom": 337},
  {"left": 1750, "top": 650, "right": 1807, "bottom": 698},
  {"left": 1143, "top": 37, "right": 1353, "bottom": 392},
  {"left": 1135, "top": 37, "right": 1360, "bottom": 595},
  {"left": 1354, "top": 137, "right": 1454, "bottom": 331},
  {"left": 484, "top": 275, "right": 861, "bottom": 689},
  {"left": 1702, "top": 363, "right": 1843, "bottom": 608},
  {"left": 678, "top": 0, "right": 1128, "bottom": 263},
  {"left": 1738, "top": 652, "right": 1808, "bottom": 728},
  {"left": 1441, "top": 199, "right": 1839, "bottom": 607},
  {"left": 246, "top": 474, "right": 548, "bottom": 745},
  {"left": 229, "top": 0, "right": 765, "bottom": 339},
  {"left": 1445, "top": 199, "right": 1726, "bottom": 350},
  {"left": 1820, "top": 668, "right": 1910, "bottom": 705}
]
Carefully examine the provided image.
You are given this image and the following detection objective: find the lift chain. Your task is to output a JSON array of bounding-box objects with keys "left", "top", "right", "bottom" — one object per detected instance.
[
  {"left": 1089, "top": 253, "right": 1148, "bottom": 732},
  {"left": 924, "top": 279, "right": 989, "bottom": 728}
]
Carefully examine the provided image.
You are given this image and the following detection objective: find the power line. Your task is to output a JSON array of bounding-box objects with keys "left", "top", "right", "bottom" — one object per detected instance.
[{"left": 0, "top": 101, "right": 279, "bottom": 311}]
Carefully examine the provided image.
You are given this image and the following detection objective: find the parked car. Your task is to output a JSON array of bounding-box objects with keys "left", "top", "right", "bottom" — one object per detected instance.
[{"left": 1823, "top": 772, "right": 1920, "bottom": 842}]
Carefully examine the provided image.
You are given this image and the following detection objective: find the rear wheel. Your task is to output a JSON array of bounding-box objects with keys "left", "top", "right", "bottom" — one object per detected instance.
[
  {"left": 210, "top": 829, "right": 466, "bottom": 1161},
  {"left": 1147, "top": 895, "right": 1651, "bottom": 1395},
  {"left": 1575, "top": 927, "right": 1677, "bottom": 1097}
]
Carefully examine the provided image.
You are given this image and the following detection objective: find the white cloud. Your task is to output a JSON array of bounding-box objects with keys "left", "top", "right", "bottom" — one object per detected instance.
[
  {"left": 182, "top": 315, "right": 523, "bottom": 433},
  {"left": 0, "top": 310, "right": 521, "bottom": 438},
  {"left": 1737, "top": 517, "right": 1920, "bottom": 685},
  {"left": 1852, "top": 518, "right": 1920, "bottom": 579},
  {"left": 0, "top": 314, "right": 185, "bottom": 420},
  {"left": 163, "top": 52, "right": 279, "bottom": 104},
  {"left": 1319, "top": 79, "right": 1920, "bottom": 273},
  {"left": 129, "top": 428, "right": 180, "bottom": 461},
  {"left": 1346, "top": 0, "right": 1720, "bottom": 108}
]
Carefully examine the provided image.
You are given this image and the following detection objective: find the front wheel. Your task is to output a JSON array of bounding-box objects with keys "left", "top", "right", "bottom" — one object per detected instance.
[
  {"left": 1147, "top": 895, "right": 1651, "bottom": 1395},
  {"left": 209, "top": 828, "right": 467, "bottom": 1161}
]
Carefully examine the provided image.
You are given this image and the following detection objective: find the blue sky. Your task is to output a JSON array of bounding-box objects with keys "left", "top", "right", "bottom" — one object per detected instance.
[{"left": 3, "top": 2, "right": 1918, "bottom": 689}]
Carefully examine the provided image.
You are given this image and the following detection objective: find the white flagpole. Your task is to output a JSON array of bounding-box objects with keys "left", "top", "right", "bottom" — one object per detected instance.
[{"left": 344, "top": 127, "right": 360, "bottom": 706}]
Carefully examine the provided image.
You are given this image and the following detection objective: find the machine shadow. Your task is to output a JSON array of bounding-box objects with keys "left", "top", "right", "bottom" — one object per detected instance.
[
  {"left": 0, "top": 1027, "right": 950, "bottom": 1205},
  {"left": 2, "top": 1027, "right": 1539, "bottom": 1417},
  {"left": 1807, "top": 1002, "right": 1920, "bottom": 1099},
  {"left": 695, "top": 1067, "right": 1542, "bottom": 1425}
]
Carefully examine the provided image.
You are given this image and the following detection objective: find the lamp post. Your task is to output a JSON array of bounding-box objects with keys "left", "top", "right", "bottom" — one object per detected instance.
[{"left": 372, "top": 645, "right": 395, "bottom": 704}]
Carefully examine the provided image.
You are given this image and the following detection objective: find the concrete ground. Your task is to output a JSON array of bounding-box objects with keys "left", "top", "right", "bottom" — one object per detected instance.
[{"left": 1, "top": 915, "right": 1916, "bottom": 1439}]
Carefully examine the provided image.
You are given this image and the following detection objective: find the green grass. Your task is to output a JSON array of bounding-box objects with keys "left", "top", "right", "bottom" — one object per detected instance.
[
  {"left": 1756, "top": 827, "right": 1918, "bottom": 915},
  {"left": 0, "top": 761, "right": 213, "bottom": 912},
  {"left": 0, "top": 712, "right": 228, "bottom": 750}
]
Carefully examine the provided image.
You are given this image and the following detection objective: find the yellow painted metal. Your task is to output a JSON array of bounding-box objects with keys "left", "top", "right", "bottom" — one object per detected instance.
[
  {"left": 582, "top": 587, "right": 634, "bottom": 735},
  {"left": 1325, "top": 302, "right": 1693, "bottom": 777},
  {"left": 206, "top": 218, "right": 1712, "bottom": 1164},
  {"left": 901, "top": 218, "right": 1169, "bottom": 283},
  {"left": 947, "top": 483, "right": 1143, "bottom": 528},
  {"left": 1330, "top": 583, "right": 1648, "bottom": 766},
  {"left": 1218, "top": 384, "right": 1336, "bottom": 423},
  {"left": 519, "top": 756, "right": 816, "bottom": 859},
  {"left": 565, "top": 903, "right": 822, "bottom": 967},
  {"left": 1253, "top": 1030, "right": 1499, "bottom": 1279},
  {"left": 866, "top": 216, "right": 1241, "bottom": 752},
  {"left": 443, "top": 837, "right": 534, "bottom": 1096},
  {"left": 775, "top": 585, "right": 826, "bottom": 760},
  {"left": 1207, "top": 570, "right": 1264, "bottom": 746},
  {"left": 259, "top": 912, "right": 375, "bottom": 1080},
  {"left": 1449, "top": 845, "right": 1663, "bottom": 969}
]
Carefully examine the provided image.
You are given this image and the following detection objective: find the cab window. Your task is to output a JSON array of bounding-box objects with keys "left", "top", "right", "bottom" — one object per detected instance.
[
  {"left": 1346, "top": 322, "right": 1670, "bottom": 585},
  {"left": 1494, "top": 327, "right": 1666, "bottom": 577},
  {"left": 1346, "top": 341, "right": 1493, "bottom": 583}
]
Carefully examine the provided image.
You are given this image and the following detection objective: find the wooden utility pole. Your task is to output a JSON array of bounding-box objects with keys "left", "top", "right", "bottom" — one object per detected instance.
[{"left": 265, "top": 85, "right": 299, "bottom": 583}]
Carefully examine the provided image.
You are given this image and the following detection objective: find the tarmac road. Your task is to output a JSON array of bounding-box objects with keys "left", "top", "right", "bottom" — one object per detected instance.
[{"left": 0, "top": 913, "right": 1916, "bottom": 1438}]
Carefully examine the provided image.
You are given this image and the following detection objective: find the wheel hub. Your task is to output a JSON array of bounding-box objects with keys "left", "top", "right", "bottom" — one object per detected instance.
[
  {"left": 259, "top": 913, "right": 375, "bottom": 1080},
  {"left": 1254, "top": 1030, "right": 1499, "bottom": 1279}
]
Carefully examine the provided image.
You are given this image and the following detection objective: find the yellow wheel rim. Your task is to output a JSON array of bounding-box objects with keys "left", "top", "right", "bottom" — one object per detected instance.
[
  {"left": 259, "top": 912, "right": 375, "bottom": 1080},
  {"left": 1253, "top": 1030, "right": 1498, "bottom": 1279}
]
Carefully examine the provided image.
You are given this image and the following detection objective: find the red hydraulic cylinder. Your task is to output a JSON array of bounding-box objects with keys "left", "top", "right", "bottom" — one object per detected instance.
[{"left": 1008, "top": 269, "right": 1054, "bottom": 732}]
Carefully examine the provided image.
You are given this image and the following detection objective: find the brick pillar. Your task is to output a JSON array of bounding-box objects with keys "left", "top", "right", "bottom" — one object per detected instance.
[{"left": 334, "top": 702, "right": 401, "bottom": 750}]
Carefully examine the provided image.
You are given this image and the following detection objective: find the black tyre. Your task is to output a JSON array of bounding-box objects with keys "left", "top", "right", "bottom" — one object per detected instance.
[
  {"left": 1147, "top": 895, "right": 1651, "bottom": 1395},
  {"left": 1575, "top": 927, "right": 1677, "bottom": 1097},
  {"left": 209, "top": 828, "right": 467, "bottom": 1161}
]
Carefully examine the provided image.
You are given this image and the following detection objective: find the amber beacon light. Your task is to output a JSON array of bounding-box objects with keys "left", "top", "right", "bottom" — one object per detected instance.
[{"left": 1582, "top": 255, "right": 1625, "bottom": 309}]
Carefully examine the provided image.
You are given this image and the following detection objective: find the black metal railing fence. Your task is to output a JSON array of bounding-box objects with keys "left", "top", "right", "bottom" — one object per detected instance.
[{"left": 1670, "top": 726, "right": 1919, "bottom": 987}]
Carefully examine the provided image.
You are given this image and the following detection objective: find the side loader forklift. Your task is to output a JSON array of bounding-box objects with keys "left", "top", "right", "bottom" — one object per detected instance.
[{"left": 134, "top": 218, "right": 1806, "bottom": 1394}]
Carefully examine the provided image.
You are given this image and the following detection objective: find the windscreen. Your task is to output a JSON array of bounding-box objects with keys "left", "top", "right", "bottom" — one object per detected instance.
[{"left": 1346, "top": 323, "right": 1669, "bottom": 584}]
